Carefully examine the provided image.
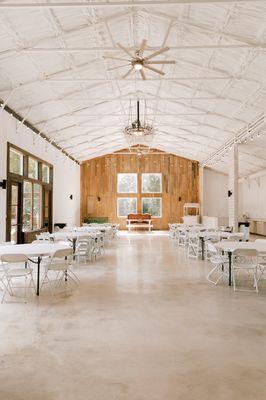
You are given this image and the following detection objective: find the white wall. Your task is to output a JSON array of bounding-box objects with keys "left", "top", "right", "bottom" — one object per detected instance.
[
  {"left": 0, "top": 109, "right": 80, "bottom": 242},
  {"left": 239, "top": 173, "right": 266, "bottom": 219},
  {"left": 202, "top": 167, "right": 228, "bottom": 218}
]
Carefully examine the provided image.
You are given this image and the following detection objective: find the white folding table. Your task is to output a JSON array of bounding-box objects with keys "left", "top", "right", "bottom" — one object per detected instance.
[
  {"left": 0, "top": 243, "right": 69, "bottom": 295},
  {"left": 216, "top": 241, "right": 266, "bottom": 286},
  {"left": 199, "top": 231, "right": 244, "bottom": 260},
  {"left": 49, "top": 231, "right": 100, "bottom": 253}
]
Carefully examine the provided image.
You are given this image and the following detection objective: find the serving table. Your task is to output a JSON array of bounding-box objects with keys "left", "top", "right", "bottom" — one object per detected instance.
[{"left": 0, "top": 243, "right": 69, "bottom": 295}]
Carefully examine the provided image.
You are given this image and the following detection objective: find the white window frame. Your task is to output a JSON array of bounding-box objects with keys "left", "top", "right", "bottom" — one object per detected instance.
[
  {"left": 117, "top": 173, "right": 138, "bottom": 194},
  {"left": 141, "top": 197, "right": 162, "bottom": 218},
  {"left": 117, "top": 197, "right": 137, "bottom": 218},
  {"left": 141, "top": 173, "right": 162, "bottom": 193}
]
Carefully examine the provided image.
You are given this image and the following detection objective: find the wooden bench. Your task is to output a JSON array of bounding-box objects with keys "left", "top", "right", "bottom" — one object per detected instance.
[{"left": 126, "top": 213, "right": 153, "bottom": 232}]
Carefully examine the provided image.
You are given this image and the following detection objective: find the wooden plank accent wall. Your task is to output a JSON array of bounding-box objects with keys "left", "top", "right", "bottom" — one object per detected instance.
[{"left": 80, "top": 153, "right": 199, "bottom": 230}]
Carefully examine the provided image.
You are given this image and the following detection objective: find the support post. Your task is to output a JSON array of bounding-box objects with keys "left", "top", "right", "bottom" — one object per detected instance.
[{"left": 228, "top": 145, "right": 239, "bottom": 232}]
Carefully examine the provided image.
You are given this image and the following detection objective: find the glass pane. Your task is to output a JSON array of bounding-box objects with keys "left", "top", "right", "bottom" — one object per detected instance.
[
  {"left": 28, "top": 157, "right": 39, "bottom": 179},
  {"left": 142, "top": 198, "right": 162, "bottom": 217},
  {"left": 9, "top": 148, "right": 23, "bottom": 175},
  {"left": 117, "top": 198, "right": 137, "bottom": 217},
  {"left": 42, "top": 164, "right": 50, "bottom": 183},
  {"left": 142, "top": 173, "right": 162, "bottom": 193},
  {"left": 23, "top": 181, "right": 32, "bottom": 232},
  {"left": 11, "top": 226, "right": 18, "bottom": 244},
  {"left": 33, "top": 184, "right": 42, "bottom": 230},
  {"left": 11, "top": 185, "right": 18, "bottom": 206},
  {"left": 117, "top": 173, "right": 137, "bottom": 193},
  {"left": 11, "top": 206, "right": 18, "bottom": 225}
]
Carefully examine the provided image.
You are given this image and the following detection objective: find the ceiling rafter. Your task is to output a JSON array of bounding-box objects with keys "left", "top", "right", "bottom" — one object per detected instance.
[
  {"left": 0, "top": 1, "right": 265, "bottom": 173},
  {"left": 0, "top": 1, "right": 259, "bottom": 9},
  {"left": 144, "top": 8, "right": 266, "bottom": 48}
]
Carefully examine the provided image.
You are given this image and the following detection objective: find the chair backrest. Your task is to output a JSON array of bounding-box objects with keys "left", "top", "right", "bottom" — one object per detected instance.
[
  {"left": 233, "top": 249, "right": 258, "bottom": 258},
  {"left": 255, "top": 239, "right": 266, "bottom": 244},
  {"left": 52, "top": 248, "right": 73, "bottom": 259},
  {"left": 228, "top": 235, "right": 240, "bottom": 241},
  {"left": 206, "top": 242, "right": 217, "bottom": 254},
  {"left": 0, "top": 253, "right": 28, "bottom": 263}
]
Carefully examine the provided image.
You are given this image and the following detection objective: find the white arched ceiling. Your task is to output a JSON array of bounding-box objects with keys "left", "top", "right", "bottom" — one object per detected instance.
[{"left": 0, "top": 1, "right": 266, "bottom": 177}]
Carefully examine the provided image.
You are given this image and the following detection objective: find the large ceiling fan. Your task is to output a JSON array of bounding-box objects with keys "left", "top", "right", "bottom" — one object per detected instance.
[{"left": 104, "top": 39, "right": 175, "bottom": 80}]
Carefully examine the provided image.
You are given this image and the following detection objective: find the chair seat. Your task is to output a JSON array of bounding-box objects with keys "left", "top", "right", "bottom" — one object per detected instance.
[
  {"left": 210, "top": 255, "right": 229, "bottom": 265},
  {"left": 48, "top": 262, "right": 72, "bottom": 271},
  {"left": 7, "top": 268, "right": 33, "bottom": 277},
  {"left": 233, "top": 263, "right": 257, "bottom": 269}
]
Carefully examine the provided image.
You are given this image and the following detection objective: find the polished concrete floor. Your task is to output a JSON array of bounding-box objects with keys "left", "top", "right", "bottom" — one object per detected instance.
[{"left": 1, "top": 232, "right": 266, "bottom": 400}]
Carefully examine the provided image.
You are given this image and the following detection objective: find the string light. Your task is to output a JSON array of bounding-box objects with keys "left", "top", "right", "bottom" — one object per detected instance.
[{"left": 201, "top": 113, "right": 265, "bottom": 168}]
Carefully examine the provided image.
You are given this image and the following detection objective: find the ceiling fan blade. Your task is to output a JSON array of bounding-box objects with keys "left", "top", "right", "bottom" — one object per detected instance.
[
  {"left": 144, "top": 47, "right": 170, "bottom": 60},
  {"left": 107, "top": 64, "right": 131, "bottom": 71},
  {"left": 140, "top": 69, "right": 146, "bottom": 80},
  {"left": 103, "top": 56, "right": 131, "bottom": 62},
  {"left": 122, "top": 67, "right": 134, "bottom": 79},
  {"left": 117, "top": 43, "right": 135, "bottom": 58},
  {"left": 145, "top": 60, "right": 175, "bottom": 65},
  {"left": 144, "top": 65, "right": 165, "bottom": 76},
  {"left": 139, "top": 39, "right": 148, "bottom": 54}
]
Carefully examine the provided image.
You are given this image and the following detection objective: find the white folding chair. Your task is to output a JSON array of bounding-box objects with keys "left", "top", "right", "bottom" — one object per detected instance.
[
  {"left": 36, "top": 232, "right": 50, "bottom": 242},
  {"left": 94, "top": 233, "right": 105, "bottom": 256},
  {"left": 232, "top": 249, "right": 258, "bottom": 293},
  {"left": 205, "top": 234, "right": 220, "bottom": 260},
  {"left": 254, "top": 239, "right": 266, "bottom": 281},
  {"left": 74, "top": 237, "right": 94, "bottom": 263},
  {"left": 187, "top": 232, "right": 201, "bottom": 259},
  {"left": 0, "top": 254, "right": 35, "bottom": 302},
  {"left": 206, "top": 242, "right": 229, "bottom": 285},
  {"left": 177, "top": 228, "right": 188, "bottom": 247},
  {"left": 41, "top": 248, "right": 78, "bottom": 294},
  {"left": 168, "top": 224, "right": 177, "bottom": 239}
]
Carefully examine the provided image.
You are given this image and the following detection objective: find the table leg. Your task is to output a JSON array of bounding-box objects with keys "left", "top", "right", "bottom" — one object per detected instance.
[
  {"left": 37, "top": 256, "right": 41, "bottom": 296},
  {"left": 228, "top": 251, "right": 232, "bottom": 286},
  {"left": 201, "top": 237, "right": 205, "bottom": 260},
  {"left": 73, "top": 238, "right": 77, "bottom": 253}
]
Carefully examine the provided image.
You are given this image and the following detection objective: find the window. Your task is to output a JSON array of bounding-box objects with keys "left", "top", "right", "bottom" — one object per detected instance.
[
  {"left": 23, "top": 181, "right": 32, "bottom": 231},
  {"left": 117, "top": 198, "right": 137, "bottom": 217},
  {"left": 142, "top": 198, "right": 162, "bottom": 217},
  {"left": 42, "top": 164, "right": 50, "bottom": 183},
  {"left": 9, "top": 148, "right": 23, "bottom": 175},
  {"left": 117, "top": 173, "right": 137, "bottom": 193},
  {"left": 7, "top": 144, "right": 53, "bottom": 241},
  {"left": 28, "top": 157, "right": 39, "bottom": 179},
  {"left": 142, "top": 173, "right": 162, "bottom": 193}
]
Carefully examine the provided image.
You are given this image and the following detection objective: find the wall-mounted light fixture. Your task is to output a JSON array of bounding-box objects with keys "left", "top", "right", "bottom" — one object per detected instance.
[
  {"left": 69, "top": 194, "right": 73, "bottom": 200},
  {"left": 0, "top": 179, "right": 7, "bottom": 189},
  {"left": 228, "top": 190, "right": 233, "bottom": 197}
]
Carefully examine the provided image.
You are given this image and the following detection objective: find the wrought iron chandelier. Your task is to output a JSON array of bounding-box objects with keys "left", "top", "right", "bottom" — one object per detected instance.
[{"left": 124, "top": 100, "right": 154, "bottom": 146}]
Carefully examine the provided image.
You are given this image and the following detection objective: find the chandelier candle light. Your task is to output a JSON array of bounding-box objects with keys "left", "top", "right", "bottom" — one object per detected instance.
[{"left": 124, "top": 100, "right": 154, "bottom": 147}]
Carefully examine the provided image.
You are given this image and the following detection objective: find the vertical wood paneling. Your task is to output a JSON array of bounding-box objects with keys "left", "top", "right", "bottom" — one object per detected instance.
[{"left": 80, "top": 152, "right": 199, "bottom": 230}]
